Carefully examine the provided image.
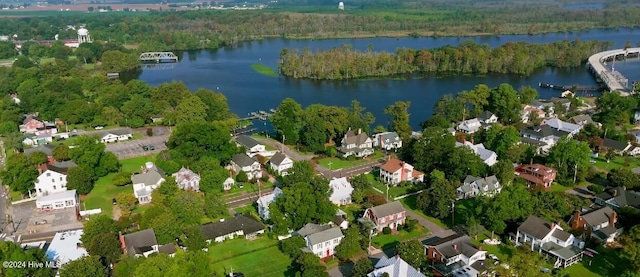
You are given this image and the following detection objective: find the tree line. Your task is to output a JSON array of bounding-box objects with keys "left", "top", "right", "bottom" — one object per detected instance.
[{"left": 278, "top": 40, "right": 613, "bottom": 80}]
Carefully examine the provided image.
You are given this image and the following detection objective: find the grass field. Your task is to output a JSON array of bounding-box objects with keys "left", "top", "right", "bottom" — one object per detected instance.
[
  {"left": 209, "top": 237, "right": 292, "bottom": 276},
  {"left": 371, "top": 225, "right": 429, "bottom": 249},
  {"left": 317, "top": 152, "right": 383, "bottom": 170},
  {"left": 368, "top": 174, "right": 419, "bottom": 198},
  {"left": 251, "top": 63, "right": 278, "bottom": 77},
  {"left": 592, "top": 156, "right": 640, "bottom": 173},
  {"left": 82, "top": 155, "right": 157, "bottom": 217},
  {"left": 399, "top": 195, "right": 449, "bottom": 228}
]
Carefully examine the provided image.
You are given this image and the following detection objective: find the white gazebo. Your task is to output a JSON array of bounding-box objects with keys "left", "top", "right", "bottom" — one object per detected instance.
[{"left": 77, "top": 28, "right": 92, "bottom": 44}]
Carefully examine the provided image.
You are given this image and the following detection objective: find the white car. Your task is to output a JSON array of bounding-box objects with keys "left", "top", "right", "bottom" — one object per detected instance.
[
  {"left": 94, "top": 126, "right": 104, "bottom": 130},
  {"left": 488, "top": 254, "right": 499, "bottom": 261}
]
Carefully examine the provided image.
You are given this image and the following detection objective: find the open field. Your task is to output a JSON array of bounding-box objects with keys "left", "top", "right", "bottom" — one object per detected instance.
[
  {"left": 317, "top": 152, "right": 383, "bottom": 171},
  {"left": 208, "top": 237, "right": 292, "bottom": 277}
]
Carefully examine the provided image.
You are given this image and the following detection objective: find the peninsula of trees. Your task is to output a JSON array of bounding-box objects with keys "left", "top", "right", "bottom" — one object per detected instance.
[{"left": 278, "top": 40, "right": 612, "bottom": 80}]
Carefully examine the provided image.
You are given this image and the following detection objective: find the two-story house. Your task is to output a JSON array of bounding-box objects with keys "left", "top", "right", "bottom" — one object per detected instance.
[
  {"left": 456, "top": 118, "right": 482, "bottom": 134},
  {"left": 569, "top": 207, "right": 622, "bottom": 243},
  {"left": 570, "top": 115, "right": 596, "bottom": 127},
  {"left": 372, "top": 132, "right": 402, "bottom": 150},
  {"left": 367, "top": 255, "right": 425, "bottom": 277},
  {"left": 541, "top": 118, "right": 581, "bottom": 137},
  {"left": 424, "top": 234, "right": 487, "bottom": 277},
  {"left": 235, "top": 135, "right": 266, "bottom": 154},
  {"left": 477, "top": 111, "right": 499, "bottom": 124},
  {"left": 515, "top": 163, "right": 557, "bottom": 189},
  {"left": 119, "top": 229, "right": 176, "bottom": 257},
  {"left": 34, "top": 164, "right": 73, "bottom": 197},
  {"left": 521, "top": 104, "right": 548, "bottom": 123},
  {"left": 379, "top": 157, "right": 424, "bottom": 185},
  {"left": 295, "top": 223, "right": 344, "bottom": 259},
  {"left": 455, "top": 140, "right": 498, "bottom": 166},
  {"left": 131, "top": 162, "right": 166, "bottom": 204},
  {"left": 361, "top": 201, "right": 406, "bottom": 233},
  {"left": 269, "top": 152, "right": 293, "bottom": 176},
  {"left": 328, "top": 177, "right": 354, "bottom": 206},
  {"left": 338, "top": 128, "right": 374, "bottom": 158},
  {"left": 256, "top": 187, "right": 284, "bottom": 220},
  {"left": 231, "top": 153, "right": 262, "bottom": 179},
  {"left": 520, "top": 125, "right": 570, "bottom": 154},
  {"left": 172, "top": 167, "right": 201, "bottom": 191},
  {"left": 513, "top": 215, "right": 584, "bottom": 268},
  {"left": 99, "top": 129, "right": 133, "bottom": 143},
  {"left": 594, "top": 186, "right": 640, "bottom": 210},
  {"left": 456, "top": 175, "right": 502, "bottom": 200}
]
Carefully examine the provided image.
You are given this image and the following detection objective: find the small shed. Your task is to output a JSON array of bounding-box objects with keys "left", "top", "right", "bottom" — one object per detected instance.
[{"left": 107, "top": 73, "right": 119, "bottom": 80}]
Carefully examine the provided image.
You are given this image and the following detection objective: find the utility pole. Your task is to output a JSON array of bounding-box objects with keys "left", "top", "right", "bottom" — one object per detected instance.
[
  {"left": 451, "top": 200, "right": 455, "bottom": 226},
  {"left": 573, "top": 164, "right": 578, "bottom": 184}
]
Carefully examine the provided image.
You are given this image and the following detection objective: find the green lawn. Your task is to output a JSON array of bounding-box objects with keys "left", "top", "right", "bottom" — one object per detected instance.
[
  {"left": 368, "top": 174, "right": 421, "bottom": 199},
  {"left": 592, "top": 156, "right": 640, "bottom": 173},
  {"left": 82, "top": 155, "right": 157, "bottom": 217},
  {"left": 548, "top": 183, "right": 572, "bottom": 192},
  {"left": 209, "top": 237, "right": 292, "bottom": 276},
  {"left": 9, "top": 190, "right": 22, "bottom": 202},
  {"left": 317, "top": 152, "right": 384, "bottom": 170},
  {"left": 399, "top": 195, "right": 449, "bottom": 229},
  {"left": 223, "top": 181, "right": 274, "bottom": 199},
  {"left": 371, "top": 225, "right": 429, "bottom": 249},
  {"left": 132, "top": 133, "right": 144, "bottom": 140},
  {"left": 251, "top": 63, "right": 278, "bottom": 77}
]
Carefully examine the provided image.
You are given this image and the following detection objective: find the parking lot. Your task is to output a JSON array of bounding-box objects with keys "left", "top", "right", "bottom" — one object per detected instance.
[
  {"left": 8, "top": 201, "right": 82, "bottom": 235},
  {"left": 105, "top": 134, "right": 169, "bottom": 159}
]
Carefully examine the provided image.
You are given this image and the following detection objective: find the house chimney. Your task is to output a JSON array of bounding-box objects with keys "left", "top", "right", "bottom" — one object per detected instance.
[
  {"left": 477, "top": 245, "right": 482, "bottom": 251},
  {"left": 571, "top": 210, "right": 581, "bottom": 229},
  {"left": 119, "top": 232, "right": 127, "bottom": 255},
  {"left": 453, "top": 244, "right": 458, "bottom": 251},
  {"left": 610, "top": 211, "right": 617, "bottom": 227},
  {"left": 530, "top": 158, "right": 534, "bottom": 165},
  {"left": 471, "top": 138, "right": 474, "bottom": 144},
  {"left": 612, "top": 189, "right": 618, "bottom": 197},
  {"left": 550, "top": 223, "right": 556, "bottom": 229},
  {"left": 622, "top": 186, "right": 627, "bottom": 191},
  {"left": 358, "top": 128, "right": 362, "bottom": 135}
]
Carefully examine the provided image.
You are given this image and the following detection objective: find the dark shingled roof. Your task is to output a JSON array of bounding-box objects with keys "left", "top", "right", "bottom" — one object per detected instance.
[
  {"left": 24, "top": 144, "right": 56, "bottom": 156},
  {"left": 200, "top": 214, "right": 265, "bottom": 240},
  {"left": 581, "top": 206, "right": 616, "bottom": 227},
  {"left": 424, "top": 234, "right": 480, "bottom": 260},
  {"left": 269, "top": 152, "right": 288, "bottom": 166},
  {"left": 602, "top": 138, "right": 629, "bottom": 152},
  {"left": 520, "top": 125, "right": 569, "bottom": 138},
  {"left": 370, "top": 201, "right": 405, "bottom": 218},
  {"left": 232, "top": 153, "right": 258, "bottom": 167},
  {"left": 158, "top": 243, "right": 176, "bottom": 254},
  {"left": 551, "top": 229, "right": 572, "bottom": 242},
  {"left": 235, "top": 135, "right": 261, "bottom": 148},
  {"left": 477, "top": 111, "right": 496, "bottom": 122},
  {"left": 123, "top": 229, "right": 158, "bottom": 256},
  {"left": 518, "top": 216, "right": 554, "bottom": 240}
]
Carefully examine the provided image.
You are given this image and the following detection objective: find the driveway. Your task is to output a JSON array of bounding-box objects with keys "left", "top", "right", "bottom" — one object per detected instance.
[
  {"left": 105, "top": 134, "right": 169, "bottom": 159},
  {"left": 252, "top": 137, "right": 314, "bottom": 161}
]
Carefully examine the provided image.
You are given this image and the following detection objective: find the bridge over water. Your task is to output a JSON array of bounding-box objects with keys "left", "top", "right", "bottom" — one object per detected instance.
[
  {"left": 139, "top": 52, "right": 179, "bottom": 63},
  {"left": 587, "top": 47, "right": 640, "bottom": 94}
]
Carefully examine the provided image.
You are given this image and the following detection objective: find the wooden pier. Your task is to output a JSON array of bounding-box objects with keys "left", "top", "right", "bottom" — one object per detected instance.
[
  {"left": 239, "top": 109, "right": 275, "bottom": 121},
  {"left": 539, "top": 82, "right": 603, "bottom": 92}
]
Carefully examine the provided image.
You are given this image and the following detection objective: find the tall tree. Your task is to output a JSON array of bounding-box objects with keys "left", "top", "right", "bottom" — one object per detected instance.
[
  {"left": 492, "top": 247, "right": 547, "bottom": 277},
  {"left": 334, "top": 228, "right": 363, "bottom": 261},
  {"left": 547, "top": 137, "right": 592, "bottom": 186},
  {"left": 59, "top": 255, "right": 109, "bottom": 277},
  {"left": 384, "top": 101, "right": 412, "bottom": 141},
  {"left": 270, "top": 98, "right": 303, "bottom": 144},
  {"left": 479, "top": 184, "right": 534, "bottom": 233},
  {"left": 487, "top": 83, "right": 521, "bottom": 124},
  {"left": 300, "top": 113, "right": 327, "bottom": 152},
  {"left": 347, "top": 100, "right": 375, "bottom": 135},
  {"left": 351, "top": 257, "right": 374, "bottom": 277},
  {"left": 167, "top": 121, "right": 238, "bottom": 164},
  {"left": 204, "top": 193, "right": 228, "bottom": 219},
  {"left": 167, "top": 190, "right": 205, "bottom": 225},
  {"left": 396, "top": 239, "right": 426, "bottom": 270},
  {"left": 518, "top": 85, "right": 539, "bottom": 105},
  {"left": 272, "top": 181, "right": 336, "bottom": 233},
  {"left": 491, "top": 159, "right": 515, "bottom": 185},
  {"left": 66, "top": 166, "right": 95, "bottom": 195},
  {"left": 416, "top": 170, "right": 456, "bottom": 219},
  {"left": 607, "top": 168, "right": 640, "bottom": 190},
  {"left": 194, "top": 88, "right": 232, "bottom": 121},
  {"left": 52, "top": 144, "right": 71, "bottom": 161},
  {"left": 622, "top": 225, "right": 640, "bottom": 273},
  {"left": 0, "top": 241, "right": 55, "bottom": 277},
  {"left": 409, "top": 127, "right": 456, "bottom": 174},
  {"left": 1, "top": 153, "right": 38, "bottom": 195},
  {"left": 175, "top": 95, "right": 209, "bottom": 124}
]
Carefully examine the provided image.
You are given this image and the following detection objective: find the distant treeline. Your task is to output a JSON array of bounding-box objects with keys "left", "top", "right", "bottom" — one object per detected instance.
[{"left": 278, "top": 40, "right": 613, "bottom": 80}]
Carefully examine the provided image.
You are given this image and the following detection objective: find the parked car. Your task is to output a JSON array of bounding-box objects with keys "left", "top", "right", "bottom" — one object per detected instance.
[
  {"left": 94, "top": 126, "right": 104, "bottom": 130},
  {"left": 148, "top": 144, "right": 155, "bottom": 150},
  {"left": 142, "top": 145, "right": 149, "bottom": 151},
  {"left": 541, "top": 267, "right": 552, "bottom": 274},
  {"left": 112, "top": 198, "right": 117, "bottom": 205}
]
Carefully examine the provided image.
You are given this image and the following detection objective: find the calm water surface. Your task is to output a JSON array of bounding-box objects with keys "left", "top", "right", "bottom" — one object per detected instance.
[{"left": 139, "top": 28, "right": 640, "bottom": 128}]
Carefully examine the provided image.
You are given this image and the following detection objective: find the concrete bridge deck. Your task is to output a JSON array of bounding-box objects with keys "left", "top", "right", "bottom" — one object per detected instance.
[{"left": 588, "top": 47, "right": 640, "bottom": 93}]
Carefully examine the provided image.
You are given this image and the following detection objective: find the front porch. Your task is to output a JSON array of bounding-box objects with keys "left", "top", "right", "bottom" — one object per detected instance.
[{"left": 541, "top": 242, "right": 584, "bottom": 268}]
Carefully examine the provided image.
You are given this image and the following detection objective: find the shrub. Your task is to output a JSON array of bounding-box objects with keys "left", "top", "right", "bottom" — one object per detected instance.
[
  {"left": 382, "top": 227, "right": 392, "bottom": 235},
  {"left": 113, "top": 172, "right": 133, "bottom": 186},
  {"left": 146, "top": 128, "right": 153, "bottom": 136},
  {"left": 405, "top": 218, "right": 418, "bottom": 232},
  {"left": 236, "top": 171, "right": 248, "bottom": 182},
  {"left": 587, "top": 184, "right": 605, "bottom": 194},
  {"left": 260, "top": 174, "right": 269, "bottom": 182},
  {"left": 396, "top": 224, "right": 404, "bottom": 231}
]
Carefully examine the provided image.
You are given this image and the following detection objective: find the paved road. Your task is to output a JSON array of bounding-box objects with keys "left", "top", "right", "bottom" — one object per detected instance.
[
  {"left": 253, "top": 137, "right": 314, "bottom": 161},
  {"left": 326, "top": 160, "right": 385, "bottom": 179},
  {"left": 226, "top": 188, "right": 275, "bottom": 208}
]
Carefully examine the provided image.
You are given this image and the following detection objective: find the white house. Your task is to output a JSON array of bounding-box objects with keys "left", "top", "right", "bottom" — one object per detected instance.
[
  {"left": 223, "top": 172, "right": 235, "bottom": 191},
  {"left": 328, "top": 177, "right": 354, "bottom": 206},
  {"left": 269, "top": 152, "right": 293, "bottom": 176},
  {"left": 131, "top": 162, "right": 165, "bottom": 204},
  {"left": 456, "top": 118, "right": 482, "bottom": 134},
  {"left": 338, "top": 128, "right": 374, "bottom": 158},
  {"left": 477, "top": 111, "right": 499, "bottom": 124},
  {"left": 296, "top": 223, "right": 344, "bottom": 259},
  {"left": 514, "top": 215, "right": 584, "bottom": 268},
  {"left": 455, "top": 140, "right": 498, "bottom": 166},
  {"left": 379, "top": 157, "right": 424, "bottom": 185},
  {"left": 34, "top": 164, "right": 72, "bottom": 197},
  {"left": 520, "top": 125, "right": 570, "bottom": 154},
  {"left": 257, "top": 187, "right": 283, "bottom": 220},
  {"left": 372, "top": 132, "right": 402, "bottom": 150},
  {"left": 456, "top": 175, "right": 501, "bottom": 200},
  {"left": 231, "top": 153, "right": 262, "bottom": 179},
  {"left": 368, "top": 255, "right": 425, "bottom": 277},
  {"left": 99, "top": 129, "right": 133, "bottom": 143},
  {"left": 569, "top": 207, "right": 622, "bottom": 244},
  {"left": 235, "top": 135, "right": 266, "bottom": 154},
  {"left": 541, "top": 118, "right": 582, "bottom": 137},
  {"left": 172, "top": 167, "right": 200, "bottom": 191},
  {"left": 46, "top": 229, "right": 87, "bottom": 267},
  {"left": 36, "top": 190, "right": 78, "bottom": 211}
]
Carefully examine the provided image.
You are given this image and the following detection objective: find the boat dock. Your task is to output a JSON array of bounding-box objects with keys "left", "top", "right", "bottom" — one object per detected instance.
[
  {"left": 539, "top": 82, "right": 603, "bottom": 92},
  {"left": 239, "top": 109, "right": 275, "bottom": 121}
]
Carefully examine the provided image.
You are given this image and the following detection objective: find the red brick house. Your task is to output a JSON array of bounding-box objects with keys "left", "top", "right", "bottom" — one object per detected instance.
[
  {"left": 361, "top": 201, "right": 406, "bottom": 233},
  {"left": 424, "top": 234, "right": 488, "bottom": 276},
  {"left": 516, "top": 163, "right": 557, "bottom": 189}
]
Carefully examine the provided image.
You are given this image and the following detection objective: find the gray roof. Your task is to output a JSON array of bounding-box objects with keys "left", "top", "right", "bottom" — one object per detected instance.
[
  {"left": 269, "top": 152, "right": 288, "bottom": 166},
  {"left": 551, "top": 229, "right": 572, "bottom": 242},
  {"left": 463, "top": 175, "right": 479, "bottom": 185},
  {"left": 307, "top": 227, "right": 344, "bottom": 246},
  {"left": 235, "top": 135, "right": 261, "bottom": 148},
  {"left": 123, "top": 229, "right": 158, "bottom": 256},
  {"left": 541, "top": 242, "right": 583, "bottom": 260},
  {"left": 425, "top": 234, "right": 480, "bottom": 259},
  {"left": 131, "top": 170, "right": 163, "bottom": 187},
  {"left": 598, "top": 187, "right": 640, "bottom": 208},
  {"left": 370, "top": 255, "right": 426, "bottom": 277},
  {"left": 24, "top": 144, "right": 56, "bottom": 156},
  {"left": 520, "top": 125, "right": 569, "bottom": 139},
  {"left": 374, "top": 132, "right": 401, "bottom": 142},
  {"left": 602, "top": 138, "right": 629, "bottom": 151},
  {"left": 200, "top": 214, "right": 265, "bottom": 240},
  {"left": 232, "top": 153, "right": 258, "bottom": 167},
  {"left": 342, "top": 128, "right": 370, "bottom": 145},
  {"left": 570, "top": 115, "right": 595, "bottom": 125},
  {"left": 581, "top": 206, "right": 616, "bottom": 227},
  {"left": 518, "top": 216, "right": 555, "bottom": 240},
  {"left": 548, "top": 97, "right": 571, "bottom": 104},
  {"left": 370, "top": 201, "right": 404, "bottom": 219},
  {"left": 107, "top": 128, "right": 133, "bottom": 136},
  {"left": 157, "top": 243, "right": 176, "bottom": 254},
  {"left": 593, "top": 226, "right": 619, "bottom": 240},
  {"left": 475, "top": 175, "right": 500, "bottom": 193},
  {"left": 477, "top": 111, "right": 496, "bottom": 122},
  {"left": 295, "top": 223, "right": 331, "bottom": 237},
  {"left": 520, "top": 137, "right": 548, "bottom": 146},
  {"left": 52, "top": 160, "right": 77, "bottom": 169}
]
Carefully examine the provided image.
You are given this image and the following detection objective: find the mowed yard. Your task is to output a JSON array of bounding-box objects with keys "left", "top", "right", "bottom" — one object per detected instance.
[
  {"left": 317, "top": 152, "right": 384, "bottom": 170},
  {"left": 208, "top": 237, "right": 292, "bottom": 277},
  {"left": 81, "top": 155, "right": 157, "bottom": 218}
]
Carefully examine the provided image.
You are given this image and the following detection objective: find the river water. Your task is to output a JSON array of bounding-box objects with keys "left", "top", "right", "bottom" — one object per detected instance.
[{"left": 139, "top": 28, "right": 640, "bottom": 128}]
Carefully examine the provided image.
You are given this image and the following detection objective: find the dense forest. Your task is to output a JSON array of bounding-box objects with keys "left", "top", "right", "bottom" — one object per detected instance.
[
  {"left": 0, "top": 2, "right": 638, "bottom": 52},
  {"left": 278, "top": 40, "right": 612, "bottom": 79}
]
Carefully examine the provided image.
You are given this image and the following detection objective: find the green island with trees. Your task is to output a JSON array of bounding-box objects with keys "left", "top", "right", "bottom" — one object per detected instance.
[{"left": 278, "top": 40, "right": 612, "bottom": 80}]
